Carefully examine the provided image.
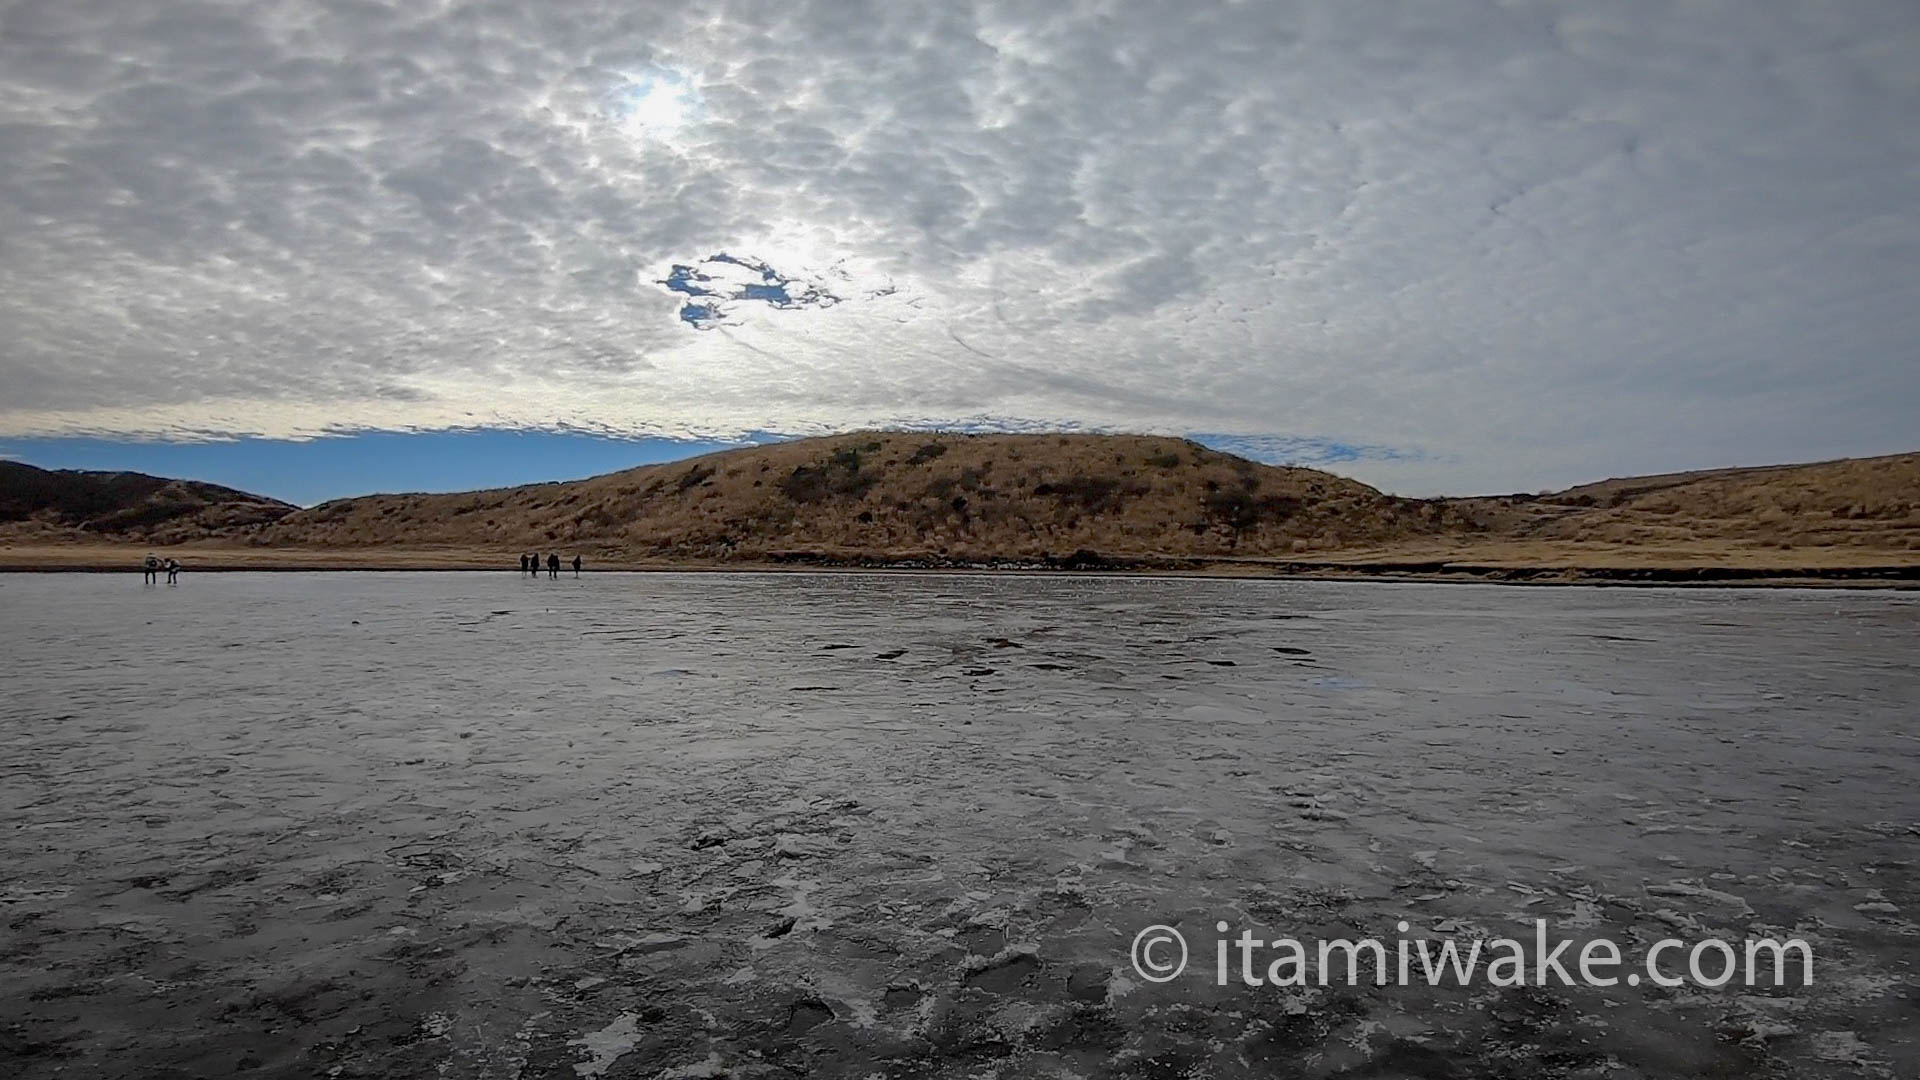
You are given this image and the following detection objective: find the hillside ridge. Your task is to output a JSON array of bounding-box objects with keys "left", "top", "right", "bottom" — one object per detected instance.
[
  {"left": 0, "top": 460, "right": 297, "bottom": 544},
  {"left": 257, "top": 432, "right": 1472, "bottom": 559},
  {"left": 3, "top": 435, "right": 1916, "bottom": 563}
]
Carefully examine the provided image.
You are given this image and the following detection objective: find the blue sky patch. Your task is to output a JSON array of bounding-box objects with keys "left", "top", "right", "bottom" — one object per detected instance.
[
  {"left": 657, "top": 252, "right": 841, "bottom": 328},
  {"left": 1187, "top": 433, "right": 1423, "bottom": 467}
]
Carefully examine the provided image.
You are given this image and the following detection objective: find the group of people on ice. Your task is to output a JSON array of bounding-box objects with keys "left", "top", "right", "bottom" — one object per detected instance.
[
  {"left": 523, "top": 552, "right": 581, "bottom": 578},
  {"left": 140, "top": 553, "right": 180, "bottom": 584},
  {"left": 137, "top": 553, "right": 580, "bottom": 580}
]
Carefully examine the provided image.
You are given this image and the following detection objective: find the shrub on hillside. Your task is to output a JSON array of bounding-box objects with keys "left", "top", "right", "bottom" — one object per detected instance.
[
  {"left": 1045, "top": 475, "right": 1139, "bottom": 514},
  {"left": 779, "top": 456, "right": 877, "bottom": 503},
  {"left": 675, "top": 465, "right": 716, "bottom": 493},
  {"left": 1203, "top": 489, "right": 1302, "bottom": 531}
]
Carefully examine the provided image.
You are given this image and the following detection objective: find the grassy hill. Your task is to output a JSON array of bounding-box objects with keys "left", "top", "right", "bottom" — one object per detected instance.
[
  {"left": 1446, "top": 451, "right": 1920, "bottom": 554},
  {"left": 252, "top": 433, "right": 1482, "bottom": 559},
  {"left": 0, "top": 461, "right": 297, "bottom": 544},
  {"left": 4, "top": 436, "right": 1916, "bottom": 575}
]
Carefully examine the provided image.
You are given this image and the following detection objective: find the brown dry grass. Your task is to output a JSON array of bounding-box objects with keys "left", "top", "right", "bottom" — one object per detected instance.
[
  {"left": 0, "top": 460, "right": 295, "bottom": 543},
  {"left": 1448, "top": 451, "right": 1920, "bottom": 554},
  {"left": 248, "top": 432, "right": 1476, "bottom": 559},
  {"left": 3, "top": 435, "right": 1916, "bottom": 579}
]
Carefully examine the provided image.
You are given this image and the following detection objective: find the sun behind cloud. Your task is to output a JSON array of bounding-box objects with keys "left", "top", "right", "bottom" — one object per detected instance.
[{"left": 608, "top": 67, "right": 700, "bottom": 142}]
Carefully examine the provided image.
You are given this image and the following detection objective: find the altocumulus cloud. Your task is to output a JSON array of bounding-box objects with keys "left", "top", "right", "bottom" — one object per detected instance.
[{"left": 1, "top": 0, "right": 1916, "bottom": 494}]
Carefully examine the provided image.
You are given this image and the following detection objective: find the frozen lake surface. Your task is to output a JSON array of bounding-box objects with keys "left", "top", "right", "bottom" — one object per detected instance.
[{"left": 2, "top": 572, "right": 1917, "bottom": 1078}]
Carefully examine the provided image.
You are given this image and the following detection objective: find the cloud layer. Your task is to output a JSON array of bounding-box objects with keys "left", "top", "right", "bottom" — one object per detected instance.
[{"left": 1, "top": 0, "right": 1916, "bottom": 493}]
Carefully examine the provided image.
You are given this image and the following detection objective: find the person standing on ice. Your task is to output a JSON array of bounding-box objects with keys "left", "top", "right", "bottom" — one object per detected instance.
[
  {"left": 571, "top": 555, "right": 582, "bottom": 576},
  {"left": 163, "top": 558, "right": 180, "bottom": 585},
  {"left": 546, "top": 552, "right": 560, "bottom": 579},
  {"left": 141, "top": 553, "right": 160, "bottom": 584}
]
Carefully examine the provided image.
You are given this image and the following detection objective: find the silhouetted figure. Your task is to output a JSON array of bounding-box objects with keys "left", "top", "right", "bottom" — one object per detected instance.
[
  {"left": 164, "top": 558, "right": 180, "bottom": 585},
  {"left": 519, "top": 554, "right": 530, "bottom": 574},
  {"left": 571, "top": 555, "right": 582, "bottom": 576},
  {"left": 547, "top": 552, "right": 560, "bottom": 578},
  {"left": 141, "top": 553, "right": 160, "bottom": 585}
]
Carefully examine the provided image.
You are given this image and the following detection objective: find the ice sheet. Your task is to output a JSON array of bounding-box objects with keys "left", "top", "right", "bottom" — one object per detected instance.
[{"left": 1, "top": 572, "right": 1915, "bottom": 1077}]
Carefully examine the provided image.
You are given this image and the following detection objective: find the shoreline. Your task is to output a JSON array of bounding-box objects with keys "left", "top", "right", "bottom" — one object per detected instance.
[{"left": 5, "top": 544, "right": 1918, "bottom": 588}]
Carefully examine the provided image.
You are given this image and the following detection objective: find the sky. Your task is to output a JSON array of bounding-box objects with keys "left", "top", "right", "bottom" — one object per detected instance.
[{"left": 1, "top": 0, "right": 1916, "bottom": 503}]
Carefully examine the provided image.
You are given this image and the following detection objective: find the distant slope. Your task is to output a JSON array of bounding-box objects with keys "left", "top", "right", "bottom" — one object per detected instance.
[
  {"left": 6, "top": 438, "right": 1916, "bottom": 564},
  {"left": 0, "top": 461, "right": 297, "bottom": 544},
  {"left": 1452, "top": 451, "right": 1920, "bottom": 553},
  {"left": 254, "top": 432, "right": 1479, "bottom": 558}
]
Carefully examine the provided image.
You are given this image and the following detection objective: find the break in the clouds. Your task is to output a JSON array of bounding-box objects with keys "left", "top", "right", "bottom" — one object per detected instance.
[
  {"left": 659, "top": 253, "right": 852, "bottom": 329},
  {"left": 1, "top": 1, "right": 1916, "bottom": 495}
]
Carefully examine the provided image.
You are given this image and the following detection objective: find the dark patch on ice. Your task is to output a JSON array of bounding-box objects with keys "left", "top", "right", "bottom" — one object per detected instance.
[
  {"left": 874, "top": 649, "right": 907, "bottom": 660},
  {"left": 786, "top": 998, "right": 834, "bottom": 1034},
  {"left": 1064, "top": 965, "right": 1111, "bottom": 1002},
  {"left": 881, "top": 985, "right": 924, "bottom": 1010},
  {"left": 1271, "top": 646, "right": 1312, "bottom": 655},
  {"left": 957, "top": 926, "right": 1006, "bottom": 954},
  {"left": 1032, "top": 1004, "right": 1127, "bottom": 1053}
]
